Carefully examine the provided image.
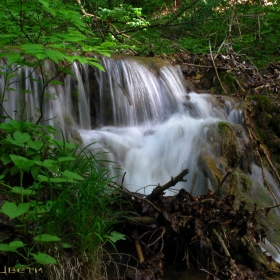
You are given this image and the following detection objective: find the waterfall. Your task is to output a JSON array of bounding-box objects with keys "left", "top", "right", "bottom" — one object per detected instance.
[
  {"left": 0, "top": 55, "right": 248, "bottom": 195},
  {"left": 1, "top": 54, "right": 280, "bottom": 259}
]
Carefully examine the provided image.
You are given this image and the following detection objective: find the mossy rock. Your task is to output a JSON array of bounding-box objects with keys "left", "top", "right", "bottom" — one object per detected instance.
[
  {"left": 198, "top": 151, "right": 222, "bottom": 190},
  {"left": 64, "top": 114, "right": 74, "bottom": 129},
  {"left": 218, "top": 121, "right": 240, "bottom": 167},
  {"left": 70, "top": 129, "right": 82, "bottom": 145}
]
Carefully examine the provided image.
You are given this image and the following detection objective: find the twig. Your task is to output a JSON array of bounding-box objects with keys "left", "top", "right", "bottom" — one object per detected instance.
[
  {"left": 132, "top": 230, "right": 145, "bottom": 263},
  {"left": 216, "top": 156, "right": 243, "bottom": 195},
  {"left": 190, "top": 168, "right": 198, "bottom": 195},
  {"left": 121, "top": 172, "right": 126, "bottom": 188},
  {"left": 146, "top": 169, "right": 189, "bottom": 201},
  {"left": 182, "top": 62, "right": 237, "bottom": 71},
  {"left": 108, "top": 182, "right": 162, "bottom": 212},
  {"left": 246, "top": 126, "right": 280, "bottom": 207},
  {"left": 254, "top": 203, "right": 280, "bottom": 216},
  {"left": 212, "top": 229, "right": 231, "bottom": 258},
  {"left": 118, "top": 83, "right": 132, "bottom": 105},
  {"left": 266, "top": 237, "right": 280, "bottom": 254},
  {"left": 164, "top": 0, "right": 200, "bottom": 26},
  {"left": 127, "top": 216, "right": 157, "bottom": 225},
  {"left": 190, "top": 198, "right": 215, "bottom": 206},
  {"left": 209, "top": 40, "right": 228, "bottom": 95},
  {"left": 147, "top": 228, "right": 165, "bottom": 250}
]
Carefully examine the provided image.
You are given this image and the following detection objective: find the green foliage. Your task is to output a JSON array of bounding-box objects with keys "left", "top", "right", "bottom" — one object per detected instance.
[
  {"left": 0, "top": 120, "right": 124, "bottom": 267},
  {"left": 98, "top": 5, "right": 149, "bottom": 27},
  {"left": 0, "top": 0, "right": 117, "bottom": 122},
  {"left": 31, "top": 252, "right": 57, "bottom": 265}
]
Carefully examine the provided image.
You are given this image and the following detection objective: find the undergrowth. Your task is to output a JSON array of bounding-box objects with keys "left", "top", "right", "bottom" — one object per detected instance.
[{"left": 0, "top": 119, "right": 125, "bottom": 279}]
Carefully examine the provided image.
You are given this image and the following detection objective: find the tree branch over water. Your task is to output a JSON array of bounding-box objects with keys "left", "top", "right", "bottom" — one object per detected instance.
[{"left": 146, "top": 168, "right": 189, "bottom": 201}]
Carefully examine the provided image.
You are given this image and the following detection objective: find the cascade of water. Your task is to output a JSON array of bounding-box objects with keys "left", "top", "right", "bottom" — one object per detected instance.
[
  {"left": 96, "top": 56, "right": 187, "bottom": 126},
  {"left": 78, "top": 56, "right": 245, "bottom": 195},
  {"left": 0, "top": 56, "right": 246, "bottom": 195},
  {"left": 1, "top": 55, "right": 280, "bottom": 260}
]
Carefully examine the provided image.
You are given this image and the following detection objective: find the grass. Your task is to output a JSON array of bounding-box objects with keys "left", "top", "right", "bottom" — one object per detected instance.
[{"left": 0, "top": 120, "right": 124, "bottom": 279}]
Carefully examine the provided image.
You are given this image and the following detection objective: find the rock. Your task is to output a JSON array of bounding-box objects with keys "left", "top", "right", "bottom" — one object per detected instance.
[{"left": 198, "top": 151, "right": 222, "bottom": 190}]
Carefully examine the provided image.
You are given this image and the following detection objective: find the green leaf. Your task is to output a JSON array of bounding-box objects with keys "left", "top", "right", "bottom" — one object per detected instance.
[
  {"left": 38, "top": 176, "right": 68, "bottom": 183},
  {"left": 31, "top": 166, "right": 41, "bottom": 180},
  {"left": 58, "top": 157, "right": 75, "bottom": 162},
  {"left": 14, "top": 264, "right": 28, "bottom": 269},
  {"left": 10, "top": 120, "right": 21, "bottom": 130},
  {"left": 101, "top": 41, "right": 115, "bottom": 48},
  {"left": 13, "top": 131, "right": 30, "bottom": 144},
  {"left": 10, "top": 165, "right": 19, "bottom": 175},
  {"left": 21, "top": 44, "right": 45, "bottom": 53},
  {"left": 1, "top": 154, "right": 12, "bottom": 165},
  {"left": 7, "top": 53, "right": 21, "bottom": 64},
  {"left": 31, "top": 252, "right": 57, "bottom": 265},
  {"left": 27, "top": 140, "right": 43, "bottom": 151},
  {"left": 2, "top": 202, "right": 31, "bottom": 219},
  {"left": 11, "top": 187, "right": 36, "bottom": 196},
  {"left": 38, "top": 0, "right": 49, "bottom": 8},
  {"left": 45, "top": 49, "right": 65, "bottom": 64},
  {"left": 88, "top": 61, "right": 104, "bottom": 71},
  {"left": 105, "top": 231, "right": 126, "bottom": 243},
  {"left": 61, "top": 243, "right": 72, "bottom": 248},
  {"left": 0, "top": 122, "right": 13, "bottom": 132},
  {"left": 10, "top": 154, "right": 35, "bottom": 170},
  {"left": 35, "top": 159, "right": 55, "bottom": 167},
  {"left": 0, "top": 241, "right": 26, "bottom": 252},
  {"left": 34, "top": 234, "right": 61, "bottom": 242},
  {"left": 62, "top": 170, "right": 84, "bottom": 181},
  {"left": 6, "top": 136, "right": 24, "bottom": 147}
]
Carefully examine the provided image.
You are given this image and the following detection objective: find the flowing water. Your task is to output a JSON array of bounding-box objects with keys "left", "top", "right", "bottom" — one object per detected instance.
[
  {"left": 0, "top": 56, "right": 245, "bottom": 196},
  {"left": 1, "top": 55, "right": 280, "bottom": 269}
]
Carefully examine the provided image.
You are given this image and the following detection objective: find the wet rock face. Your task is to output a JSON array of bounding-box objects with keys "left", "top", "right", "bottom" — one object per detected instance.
[
  {"left": 198, "top": 151, "right": 222, "bottom": 189},
  {"left": 204, "top": 120, "right": 252, "bottom": 174},
  {"left": 218, "top": 121, "right": 241, "bottom": 167}
]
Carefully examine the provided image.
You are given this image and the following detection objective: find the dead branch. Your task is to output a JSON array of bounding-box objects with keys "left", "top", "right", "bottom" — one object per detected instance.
[
  {"left": 132, "top": 230, "right": 145, "bottom": 263},
  {"left": 118, "top": 83, "right": 132, "bottom": 105},
  {"left": 254, "top": 203, "right": 280, "bottom": 216},
  {"left": 216, "top": 156, "right": 243, "bottom": 196},
  {"left": 108, "top": 182, "right": 162, "bottom": 212},
  {"left": 209, "top": 40, "right": 228, "bottom": 95},
  {"left": 212, "top": 229, "right": 231, "bottom": 258},
  {"left": 244, "top": 118, "right": 280, "bottom": 207},
  {"left": 182, "top": 62, "right": 238, "bottom": 71},
  {"left": 146, "top": 169, "right": 189, "bottom": 201},
  {"left": 190, "top": 198, "right": 215, "bottom": 206},
  {"left": 147, "top": 228, "right": 165, "bottom": 250},
  {"left": 190, "top": 168, "right": 198, "bottom": 195},
  {"left": 127, "top": 216, "right": 157, "bottom": 225}
]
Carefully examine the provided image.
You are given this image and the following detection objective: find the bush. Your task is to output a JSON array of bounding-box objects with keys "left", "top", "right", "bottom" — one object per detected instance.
[{"left": 0, "top": 120, "right": 124, "bottom": 277}]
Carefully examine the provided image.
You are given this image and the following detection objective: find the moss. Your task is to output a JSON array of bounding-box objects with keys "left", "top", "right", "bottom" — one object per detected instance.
[
  {"left": 210, "top": 85, "right": 221, "bottom": 95},
  {"left": 199, "top": 151, "right": 222, "bottom": 190},
  {"left": 239, "top": 173, "right": 252, "bottom": 192},
  {"left": 248, "top": 95, "right": 275, "bottom": 112},
  {"left": 218, "top": 121, "right": 231, "bottom": 132},
  {"left": 220, "top": 72, "right": 238, "bottom": 94},
  {"left": 247, "top": 95, "right": 280, "bottom": 156},
  {"left": 218, "top": 121, "right": 240, "bottom": 167}
]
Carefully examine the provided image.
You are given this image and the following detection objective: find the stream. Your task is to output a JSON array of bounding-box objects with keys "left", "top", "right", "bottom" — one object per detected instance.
[{"left": 1, "top": 55, "right": 280, "bottom": 278}]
